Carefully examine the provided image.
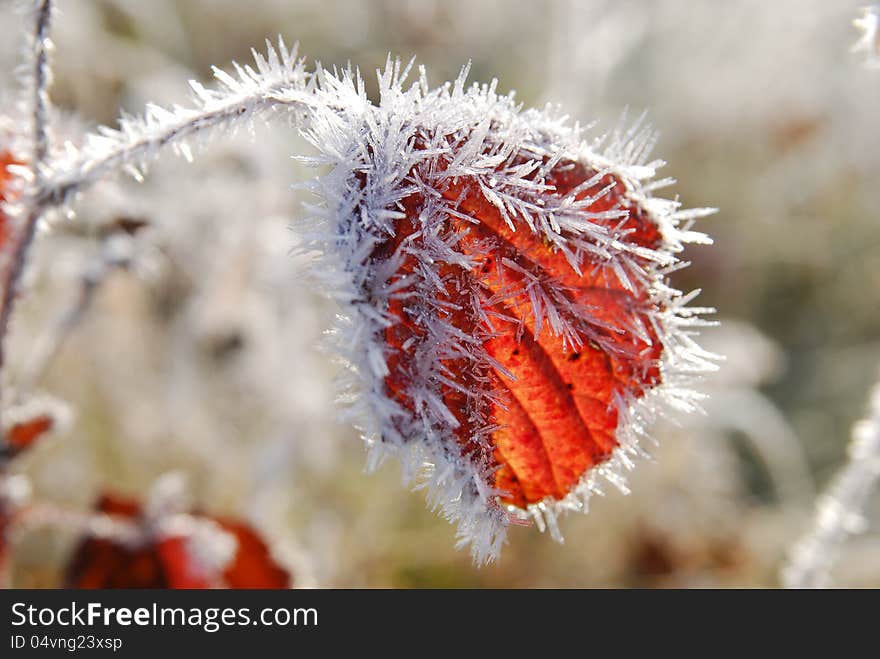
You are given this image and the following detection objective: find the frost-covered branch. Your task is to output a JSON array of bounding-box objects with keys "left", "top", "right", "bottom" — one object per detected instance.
[
  {"left": 0, "top": 34, "right": 314, "bottom": 426},
  {"left": 19, "top": 228, "right": 137, "bottom": 392},
  {"left": 782, "top": 382, "right": 880, "bottom": 587},
  {"left": 783, "top": 2, "right": 880, "bottom": 589},
  {"left": 37, "top": 38, "right": 313, "bottom": 210},
  {"left": 31, "top": 0, "right": 52, "bottom": 175},
  {"left": 0, "top": 0, "right": 55, "bottom": 425}
]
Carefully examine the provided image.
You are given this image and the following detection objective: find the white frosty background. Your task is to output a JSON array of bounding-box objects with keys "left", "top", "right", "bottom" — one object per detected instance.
[{"left": 2, "top": 0, "right": 880, "bottom": 586}]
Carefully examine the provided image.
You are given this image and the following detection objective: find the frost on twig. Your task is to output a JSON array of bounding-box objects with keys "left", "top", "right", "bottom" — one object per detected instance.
[
  {"left": 852, "top": 6, "right": 880, "bottom": 68},
  {"left": 782, "top": 2, "right": 880, "bottom": 589},
  {"left": 29, "top": 0, "right": 53, "bottom": 176},
  {"left": 38, "top": 37, "right": 313, "bottom": 210},
  {"left": 1, "top": 35, "right": 312, "bottom": 423},
  {"left": 782, "top": 381, "right": 880, "bottom": 587},
  {"left": 18, "top": 226, "right": 140, "bottom": 392},
  {"left": 0, "top": 0, "right": 55, "bottom": 427}
]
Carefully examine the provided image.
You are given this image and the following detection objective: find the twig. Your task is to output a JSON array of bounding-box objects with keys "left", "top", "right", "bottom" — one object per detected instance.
[
  {"left": 18, "top": 232, "right": 134, "bottom": 392},
  {"left": 31, "top": 0, "right": 53, "bottom": 175},
  {"left": 36, "top": 38, "right": 315, "bottom": 210},
  {"left": 782, "top": 380, "right": 880, "bottom": 587},
  {"left": 0, "top": 0, "right": 54, "bottom": 430},
  {"left": 0, "top": 31, "right": 314, "bottom": 429}
]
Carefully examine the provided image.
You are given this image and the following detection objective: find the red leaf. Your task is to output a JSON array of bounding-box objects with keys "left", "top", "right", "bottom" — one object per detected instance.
[
  {"left": 64, "top": 495, "right": 169, "bottom": 589},
  {"left": 0, "top": 150, "right": 19, "bottom": 252},
  {"left": 65, "top": 493, "right": 292, "bottom": 589},
  {"left": 2, "top": 414, "right": 54, "bottom": 460},
  {"left": 213, "top": 518, "right": 291, "bottom": 589},
  {"left": 375, "top": 155, "right": 665, "bottom": 510},
  {"left": 157, "top": 521, "right": 289, "bottom": 588},
  {"left": 155, "top": 535, "right": 213, "bottom": 588}
]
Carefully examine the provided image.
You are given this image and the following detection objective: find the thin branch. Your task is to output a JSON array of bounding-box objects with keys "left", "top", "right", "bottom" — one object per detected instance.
[
  {"left": 0, "top": 0, "right": 54, "bottom": 429},
  {"left": 31, "top": 0, "right": 53, "bottom": 177},
  {"left": 782, "top": 380, "right": 880, "bottom": 587},
  {"left": 38, "top": 38, "right": 315, "bottom": 210},
  {"left": 0, "top": 35, "right": 316, "bottom": 430},
  {"left": 18, "top": 231, "right": 134, "bottom": 392},
  {"left": 785, "top": 4, "right": 880, "bottom": 589}
]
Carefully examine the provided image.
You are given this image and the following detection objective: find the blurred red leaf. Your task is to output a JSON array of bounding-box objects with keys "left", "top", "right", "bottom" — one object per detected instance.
[
  {"left": 65, "top": 494, "right": 291, "bottom": 589},
  {"left": 2, "top": 414, "right": 53, "bottom": 461},
  {"left": 213, "top": 518, "right": 290, "bottom": 588},
  {"left": 0, "top": 150, "right": 18, "bottom": 252},
  {"left": 64, "top": 496, "right": 168, "bottom": 588}
]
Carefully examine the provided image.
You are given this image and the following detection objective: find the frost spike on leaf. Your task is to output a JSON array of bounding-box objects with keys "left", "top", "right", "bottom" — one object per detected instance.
[{"left": 300, "top": 60, "right": 717, "bottom": 564}]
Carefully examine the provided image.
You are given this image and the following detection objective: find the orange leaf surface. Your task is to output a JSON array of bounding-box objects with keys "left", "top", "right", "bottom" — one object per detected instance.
[{"left": 375, "top": 155, "right": 665, "bottom": 511}]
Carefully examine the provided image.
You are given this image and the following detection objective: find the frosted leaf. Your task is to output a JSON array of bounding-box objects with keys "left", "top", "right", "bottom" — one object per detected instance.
[{"left": 297, "top": 60, "right": 716, "bottom": 563}]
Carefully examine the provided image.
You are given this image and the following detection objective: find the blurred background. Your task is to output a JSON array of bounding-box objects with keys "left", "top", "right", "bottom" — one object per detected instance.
[{"left": 2, "top": 0, "right": 880, "bottom": 587}]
